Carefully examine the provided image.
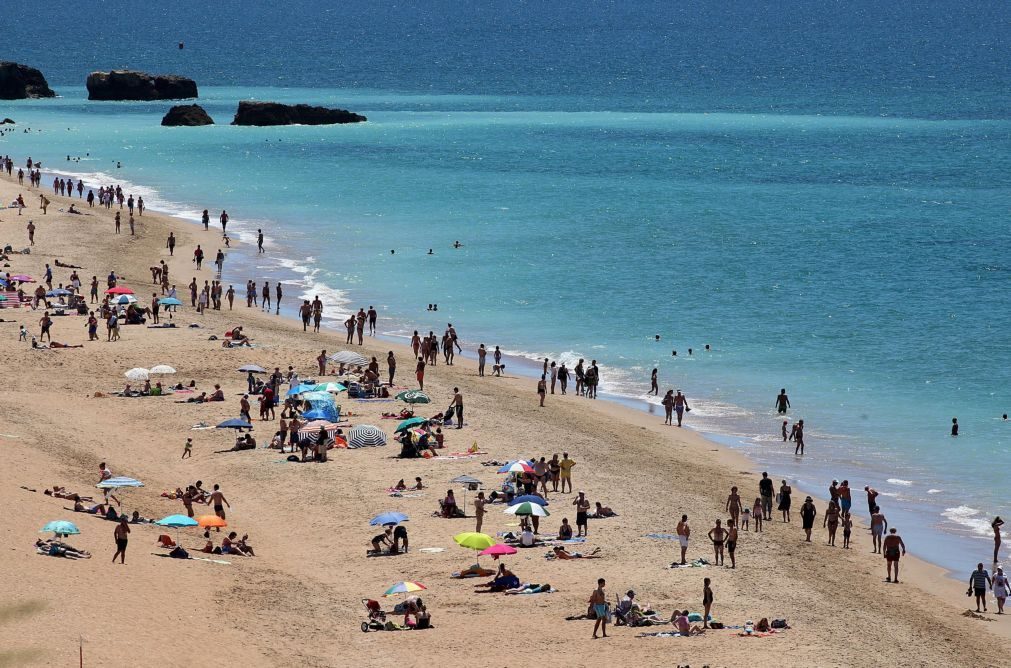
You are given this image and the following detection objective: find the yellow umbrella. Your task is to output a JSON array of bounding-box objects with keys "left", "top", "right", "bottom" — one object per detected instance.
[{"left": 453, "top": 532, "right": 495, "bottom": 551}]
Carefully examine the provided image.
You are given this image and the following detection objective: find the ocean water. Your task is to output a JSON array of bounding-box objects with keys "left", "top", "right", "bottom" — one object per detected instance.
[{"left": 3, "top": 0, "right": 1010, "bottom": 573}]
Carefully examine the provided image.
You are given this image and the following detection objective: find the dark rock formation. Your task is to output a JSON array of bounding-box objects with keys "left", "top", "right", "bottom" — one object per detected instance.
[
  {"left": 87, "top": 71, "right": 198, "bottom": 101},
  {"left": 0, "top": 62, "right": 55, "bottom": 99},
  {"left": 231, "top": 101, "right": 366, "bottom": 126},
  {"left": 1, "top": 118, "right": 15, "bottom": 125},
  {"left": 161, "top": 104, "right": 214, "bottom": 127}
]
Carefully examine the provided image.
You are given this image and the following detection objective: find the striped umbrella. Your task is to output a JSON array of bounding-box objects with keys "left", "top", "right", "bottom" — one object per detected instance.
[
  {"left": 348, "top": 425, "right": 387, "bottom": 448},
  {"left": 328, "top": 350, "right": 368, "bottom": 367},
  {"left": 383, "top": 581, "right": 427, "bottom": 597},
  {"left": 96, "top": 476, "right": 144, "bottom": 490},
  {"left": 297, "top": 421, "right": 343, "bottom": 445}
]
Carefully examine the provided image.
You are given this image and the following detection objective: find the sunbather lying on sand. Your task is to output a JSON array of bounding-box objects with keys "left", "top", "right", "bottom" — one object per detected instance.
[
  {"left": 473, "top": 564, "right": 520, "bottom": 592},
  {"left": 505, "top": 583, "right": 554, "bottom": 594},
  {"left": 591, "top": 502, "right": 617, "bottom": 518},
  {"left": 36, "top": 539, "right": 91, "bottom": 559},
  {"left": 551, "top": 546, "right": 602, "bottom": 559},
  {"left": 32, "top": 340, "right": 84, "bottom": 349},
  {"left": 45, "top": 486, "right": 92, "bottom": 501}
]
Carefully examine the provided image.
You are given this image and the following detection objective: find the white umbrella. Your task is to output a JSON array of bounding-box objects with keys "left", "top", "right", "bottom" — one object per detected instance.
[
  {"left": 328, "top": 350, "right": 368, "bottom": 367},
  {"left": 115, "top": 294, "right": 138, "bottom": 305},
  {"left": 124, "top": 368, "right": 150, "bottom": 382},
  {"left": 149, "top": 365, "right": 176, "bottom": 375}
]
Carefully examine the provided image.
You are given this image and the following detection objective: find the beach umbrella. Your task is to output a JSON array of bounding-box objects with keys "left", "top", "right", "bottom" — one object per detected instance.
[
  {"left": 328, "top": 350, "right": 369, "bottom": 366},
  {"left": 450, "top": 475, "right": 482, "bottom": 513},
  {"left": 297, "top": 421, "right": 343, "bottom": 447},
  {"left": 155, "top": 514, "right": 198, "bottom": 528},
  {"left": 312, "top": 382, "right": 346, "bottom": 394},
  {"left": 0, "top": 295, "right": 7, "bottom": 301},
  {"left": 216, "top": 418, "right": 253, "bottom": 430},
  {"left": 41, "top": 520, "right": 80, "bottom": 537},
  {"left": 504, "top": 502, "right": 550, "bottom": 517},
  {"left": 395, "top": 416, "right": 428, "bottom": 433},
  {"left": 497, "top": 460, "right": 534, "bottom": 474},
  {"left": 96, "top": 476, "right": 144, "bottom": 490},
  {"left": 348, "top": 425, "right": 387, "bottom": 449},
  {"left": 299, "top": 391, "right": 334, "bottom": 403},
  {"left": 106, "top": 286, "right": 134, "bottom": 295},
  {"left": 453, "top": 532, "right": 495, "bottom": 551},
  {"left": 158, "top": 297, "right": 182, "bottom": 306},
  {"left": 238, "top": 364, "right": 266, "bottom": 373},
  {"left": 510, "top": 494, "right": 549, "bottom": 507},
  {"left": 149, "top": 364, "right": 176, "bottom": 375},
  {"left": 286, "top": 384, "right": 316, "bottom": 397},
  {"left": 370, "top": 512, "right": 408, "bottom": 527},
  {"left": 196, "top": 515, "right": 227, "bottom": 528},
  {"left": 10, "top": 274, "right": 34, "bottom": 282},
  {"left": 46, "top": 288, "right": 73, "bottom": 297},
  {"left": 382, "top": 581, "right": 427, "bottom": 597},
  {"left": 396, "top": 389, "right": 431, "bottom": 405},
  {"left": 479, "top": 543, "right": 517, "bottom": 560},
  {"left": 114, "top": 294, "right": 138, "bottom": 305},
  {"left": 124, "top": 367, "right": 150, "bottom": 382}
]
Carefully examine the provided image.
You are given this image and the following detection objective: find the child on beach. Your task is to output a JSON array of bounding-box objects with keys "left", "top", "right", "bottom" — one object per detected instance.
[
  {"left": 752, "top": 498, "right": 763, "bottom": 532},
  {"left": 741, "top": 507, "right": 750, "bottom": 531}
]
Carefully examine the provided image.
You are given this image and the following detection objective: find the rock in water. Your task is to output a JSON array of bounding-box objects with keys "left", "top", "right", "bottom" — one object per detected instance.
[
  {"left": 87, "top": 71, "right": 198, "bottom": 100},
  {"left": 1, "top": 118, "right": 15, "bottom": 125},
  {"left": 0, "top": 62, "right": 55, "bottom": 99},
  {"left": 231, "top": 101, "right": 366, "bottom": 126},
  {"left": 161, "top": 104, "right": 214, "bottom": 126}
]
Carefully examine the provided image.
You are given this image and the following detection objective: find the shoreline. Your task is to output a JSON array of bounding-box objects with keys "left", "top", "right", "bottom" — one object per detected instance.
[
  {"left": 11, "top": 159, "right": 998, "bottom": 579},
  {"left": 1, "top": 165, "right": 1009, "bottom": 666}
]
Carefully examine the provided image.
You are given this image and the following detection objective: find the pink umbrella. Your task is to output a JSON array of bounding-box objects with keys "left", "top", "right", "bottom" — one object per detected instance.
[
  {"left": 10, "top": 275, "right": 34, "bottom": 282},
  {"left": 478, "top": 544, "right": 517, "bottom": 560}
]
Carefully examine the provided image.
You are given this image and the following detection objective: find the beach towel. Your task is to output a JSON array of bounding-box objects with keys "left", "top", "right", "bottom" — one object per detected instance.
[
  {"left": 637, "top": 631, "right": 689, "bottom": 638},
  {"left": 646, "top": 533, "right": 680, "bottom": 541},
  {"left": 505, "top": 587, "right": 557, "bottom": 595},
  {"left": 418, "top": 547, "right": 445, "bottom": 553},
  {"left": 452, "top": 568, "right": 495, "bottom": 578},
  {"left": 153, "top": 553, "right": 230, "bottom": 565},
  {"left": 388, "top": 492, "right": 423, "bottom": 498},
  {"left": 738, "top": 631, "right": 778, "bottom": 637},
  {"left": 670, "top": 558, "right": 710, "bottom": 569}
]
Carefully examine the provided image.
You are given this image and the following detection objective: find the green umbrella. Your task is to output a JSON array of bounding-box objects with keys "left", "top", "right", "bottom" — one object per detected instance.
[
  {"left": 395, "top": 416, "right": 429, "bottom": 433},
  {"left": 396, "top": 389, "right": 431, "bottom": 405},
  {"left": 504, "top": 502, "right": 550, "bottom": 517}
]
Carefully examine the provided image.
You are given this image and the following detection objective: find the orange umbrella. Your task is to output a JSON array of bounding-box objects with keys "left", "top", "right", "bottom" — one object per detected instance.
[{"left": 195, "top": 515, "right": 227, "bottom": 528}]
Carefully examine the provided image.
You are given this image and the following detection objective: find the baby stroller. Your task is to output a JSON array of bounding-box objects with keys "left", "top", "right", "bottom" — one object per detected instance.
[{"left": 360, "top": 599, "right": 387, "bottom": 632}]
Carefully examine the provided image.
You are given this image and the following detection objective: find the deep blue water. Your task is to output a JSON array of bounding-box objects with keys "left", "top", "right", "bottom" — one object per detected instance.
[{"left": 3, "top": 0, "right": 1010, "bottom": 573}]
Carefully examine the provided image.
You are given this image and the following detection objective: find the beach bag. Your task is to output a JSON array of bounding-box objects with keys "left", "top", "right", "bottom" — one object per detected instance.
[
  {"left": 771, "top": 618, "right": 788, "bottom": 629},
  {"left": 709, "top": 621, "right": 724, "bottom": 629}
]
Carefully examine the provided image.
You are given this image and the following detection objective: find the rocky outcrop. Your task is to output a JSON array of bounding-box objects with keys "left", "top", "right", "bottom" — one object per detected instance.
[
  {"left": 161, "top": 104, "right": 214, "bottom": 127},
  {"left": 231, "top": 101, "right": 366, "bottom": 126},
  {"left": 1, "top": 118, "right": 14, "bottom": 125},
  {"left": 0, "top": 62, "right": 55, "bottom": 99},
  {"left": 87, "top": 71, "right": 197, "bottom": 101}
]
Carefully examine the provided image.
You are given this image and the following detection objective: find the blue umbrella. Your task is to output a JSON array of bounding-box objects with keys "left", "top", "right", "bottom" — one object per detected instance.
[
  {"left": 370, "top": 512, "right": 408, "bottom": 526},
  {"left": 46, "top": 288, "right": 73, "bottom": 297},
  {"left": 395, "top": 416, "right": 429, "bottom": 433},
  {"left": 286, "top": 384, "right": 315, "bottom": 397},
  {"left": 510, "top": 494, "right": 549, "bottom": 507},
  {"left": 41, "top": 520, "right": 80, "bottom": 536},
  {"left": 216, "top": 418, "right": 253, "bottom": 430},
  {"left": 158, "top": 297, "right": 182, "bottom": 306},
  {"left": 155, "top": 514, "right": 199, "bottom": 528}
]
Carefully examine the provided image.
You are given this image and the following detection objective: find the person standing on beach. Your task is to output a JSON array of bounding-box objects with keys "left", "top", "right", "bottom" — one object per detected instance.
[
  {"left": 473, "top": 491, "right": 486, "bottom": 533},
  {"left": 726, "top": 486, "right": 743, "bottom": 527},
  {"left": 559, "top": 453, "right": 575, "bottom": 494},
  {"left": 993, "top": 517, "right": 1005, "bottom": 563},
  {"left": 202, "top": 209, "right": 210, "bottom": 230},
  {"left": 558, "top": 363, "right": 569, "bottom": 394},
  {"left": 226, "top": 285, "right": 235, "bottom": 310},
  {"left": 993, "top": 566, "right": 1008, "bottom": 614},
  {"left": 838, "top": 480, "right": 852, "bottom": 516},
  {"left": 883, "top": 528, "right": 905, "bottom": 582},
  {"left": 865, "top": 486, "right": 879, "bottom": 518},
  {"left": 39, "top": 311, "right": 52, "bottom": 343},
  {"left": 262, "top": 282, "right": 271, "bottom": 312},
  {"left": 112, "top": 516, "right": 130, "bottom": 564},
  {"left": 573, "top": 492, "right": 590, "bottom": 537},
  {"left": 220, "top": 210, "right": 229, "bottom": 232},
  {"left": 673, "top": 390, "right": 689, "bottom": 427},
  {"left": 208, "top": 484, "right": 230, "bottom": 523},
  {"left": 778, "top": 481, "right": 792, "bottom": 522},
  {"left": 574, "top": 359, "right": 585, "bottom": 396},
  {"left": 449, "top": 388, "right": 463, "bottom": 428},
  {"left": 870, "top": 506, "right": 887, "bottom": 554},
  {"left": 316, "top": 350, "right": 327, "bottom": 376},
  {"left": 702, "top": 578, "right": 714, "bottom": 628},
  {"left": 194, "top": 245, "right": 204, "bottom": 269},
  {"left": 275, "top": 283, "right": 282, "bottom": 314},
  {"left": 257, "top": 229, "right": 264, "bottom": 253},
  {"left": 550, "top": 361, "right": 558, "bottom": 394},
  {"left": 368, "top": 306, "right": 377, "bottom": 335},
  {"left": 416, "top": 357, "right": 426, "bottom": 391},
  {"left": 300, "top": 301, "right": 311, "bottom": 330},
  {"left": 114, "top": 211, "right": 121, "bottom": 233},
  {"left": 166, "top": 232, "right": 176, "bottom": 256},
  {"left": 775, "top": 388, "right": 791, "bottom": 414},
  {"left": 589, "top": 578, "right": 608, "bottom": 639},
  {"left": 726, "top": 519, "right": 738, "bottom": 568},
  {"left": 586, "top": 361, "right": 599, "bottom": 399},
  {"left": 537, "top": 375, "right": 547, "bottom": 407},
  {"left": 215, "top": 249, "right": 225, "bottom": 275},
  {"left": 137, "top": 197, "right": 144, "bottom": 216},
  {"left": 759, "top": 472, "right": 774, "bottom": 520},
  {"left": 477, "top": 344, "right": 486, "bottom": 376},
  {"left": 823, "top": 499, "right": 840, "bottom": 546},
  {"left": 387, "top": 351, "right": 396, "bottom": 385},
  {"left": 708, "top": 519, "right": 726, "bottom": 565},
  {"left": 676, "top": 515, "right": 690, "bottom": 565},
  {"left": 650, "top": 368, "right": 659, "bottom": 396},
  {"left": 27, "top": 220, "right": 35, "bottom": 245},
  {"left": 240, "top": 395, "right": 252, "bottom": 423}
]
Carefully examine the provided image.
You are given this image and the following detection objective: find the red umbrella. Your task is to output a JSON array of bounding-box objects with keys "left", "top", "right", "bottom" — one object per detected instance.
[
  {"left": 478, "top": 543, "right": 517, "bottom": 560},
  {"left": 106, "top": 286, "right": 135, "bottom": 295}
]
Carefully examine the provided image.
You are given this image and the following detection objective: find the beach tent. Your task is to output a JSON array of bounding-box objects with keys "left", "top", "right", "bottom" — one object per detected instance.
[{"left": 302, "top": 398, "right": 340, "bottom": 423}]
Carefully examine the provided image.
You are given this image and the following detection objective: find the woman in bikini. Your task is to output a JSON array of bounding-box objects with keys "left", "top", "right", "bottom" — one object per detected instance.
[
  {"left": 824, "top": 499, "right": 840, "bottom": 546},
  {"left": 993, "top": 517, "right": 1004, "bottom": 563}
]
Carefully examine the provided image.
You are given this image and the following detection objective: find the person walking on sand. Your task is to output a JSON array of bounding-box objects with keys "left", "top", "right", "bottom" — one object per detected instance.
[
  {"left": 824, "top": 499, "right": 840, "bottom": 546},
  {"left": 220, "top": 210, "right": 229, "bottom": 232},
  {"left": 775, "top": 388, "right": 791, "bottom": 414},
  {"left": 778, "top": 480, "right": 792, "bottom": 522},
  {"left": 275, "top": 282, "right": 282, "bottom": 314},
  {"left": 112, "top": 516, "right": 130, "bottom": 564},
  {"left": 726, "top": 486, "right": 743, "bottom": 527},
  {"left": 589, "top": 578, "right": 608, "bottom": 639},
  {"left": 870, "top": 506, "right": 887, "bottom": 554},
  {"left": 415, "top": 357, "right": 426, "bottom": 390},
  {"left": 27, "top": 220, "right": 35, "bottom": 245},
  {"left": 650, "top": 368, "right": 659, "bottom": 396},
  {"left": 537, "top": 375, "right": 547, "bottom": 407},
  {"left": 800, "top": 496, "right": 817, "bottom": 542},
  {"left": 673, "top": 390, "right": 689, "bottom": 427},
  {"left": 39, "top": 311, "right": 52, "bottom": 343},
  {"left": 969, "top": 563, "right": 992, "bottom": 612},
  {"left": 262, "top": 282, "right": 271, "bottom": 312},
  {"left": 182, "top": 437, "right": 193, "bottom": 459},
  {"left": 676, "top": 514, "right": 690, "bottom": 565},
  {"left": 702, "top": 577, "right": 714, "bottom": 628},
  {"left": 558, "top": 362, "right": 569, "bottom": 394},
  {"left": 842, "top": 511, "right": 853, "bottom": 549},
  {"left": 473, "top": 492, "right": 486, "bottom": 533},
  {"left": 662, "top": 389, "right": 674, "bottom": 425},
  {"left": 759, "top": 472, "right": 774, "bottom": 521},
  {"left": 992, "top": 566, "right": 1008, "bottom": 614},
  {"left": 883, "top": 528, "right": 906, "bottom": 582},
  {"left": 166, "top": 232, "right": 176, "bottom": 256},
  {"left": 208, "top": 484, "right": 230, "bottom": 523}
]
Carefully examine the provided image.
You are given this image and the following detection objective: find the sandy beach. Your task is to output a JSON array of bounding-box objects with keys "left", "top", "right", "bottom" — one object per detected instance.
[{"left": 1, "top": 167, "right": 1009, "bottom": 668}]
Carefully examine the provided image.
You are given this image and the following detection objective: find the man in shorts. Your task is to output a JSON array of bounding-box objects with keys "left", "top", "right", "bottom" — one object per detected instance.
[
  {"left": 559, "top": 452, "right": 575, "bottom": 494},
  {"left": 870, "top": 506, "right": 888, "bottom": 554},
  {"left": 573, "top": 491, "right": 590, "bottom": 537},
  {"left": 968, "top": 563, "right": 991, "bottom": 613},
  {"left": 112, "top": 516, "right": 130, "bottom": 564},
  {"left": 588, "top": 578, "right": 608, "bottom": 639},
  {"left": 759, "top": 472, "right": 774, "bottom": 521},
  {"left": 676, "top": 514, "right": 690, "bottom": 565},
  {"left": 882, "top": 528, "right": 906, "bottom": 583}
]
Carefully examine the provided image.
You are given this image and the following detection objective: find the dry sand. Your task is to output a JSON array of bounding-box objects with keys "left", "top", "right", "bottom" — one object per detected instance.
[{"left": 0, "top": 169, "right": 1008, "bottom": 667}]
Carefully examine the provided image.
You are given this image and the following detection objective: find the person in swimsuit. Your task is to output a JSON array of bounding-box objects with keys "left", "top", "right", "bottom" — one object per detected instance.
[
  {"left": 673, "top": 390, "right": 689, "bottom": 427},
  {"left": 207, "top": 484, "right": 230, "bottom": 524},
  {"left": 842, "top": 511, "right": 853, "bottom": 549},
  {"left": 993, "top": 517, "right": 1005, "bottom": 563},
  {"left": 662, "top": 390, "right": 674, "bottom": 425},
  {"left": 865, "top": 486, "right": 879, "bottom": 518},
  {"left": 775, "top": 388, "right": 790, "bottom": 414},
  {"left": 726, "top": 486, "right": 743, "bottom": 527},
  {"left": 548, "top": 454, "right": 561, "bottom": 492},
  {"left": 726, "top": 519, "right": 738, "bottom": 569},
  {"left": 676, "top": 515, "right": 690, "bottom": 565},
  {"left": 800, "top": 496, "right": 817, "bottom": 542},
  {"left": 870, "top": 506, "right": 887, "bottom": 554},
  {"left": 573, "top": 492, "right": 590, "bottom": 537},
  {"left": 824, "top": 499, "right": 840, "bottom": 546},
  {"left": 882, "top": 528, "right": 906, "bottom": 583},
  {"left": 537, "top": 375, "right": 547, "bottom": 407},
  {"left": 589, "top": 578, "right": 608, "bottom": 639},
  {"left": 702, "top": 577, "right": 714, "bottom": 629},
  {"left": 968, "top": 562, "right": 991, "bottom": 612},
  {"left": 751, "top": 497, "right": 763, "bottom": 532},
  {"left": 707, "top": 519, "right": 726, "bottom": 566},
  {"left": 112, "top": 516, "right": 130, "bottom": 564},
  {"left": 649, "top": 368, "right": 659, "bottom": 396},
  {"left": 778, "top": 481, "right": 792, "bottom": 523},
  {"left": 370, "top": 527, "right": 392, "bottom": 554}
]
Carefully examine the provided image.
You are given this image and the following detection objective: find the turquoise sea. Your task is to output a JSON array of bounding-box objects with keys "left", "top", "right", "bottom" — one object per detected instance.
[{"left": 3, "top": 0, "right": 1010, "bottom": 572}]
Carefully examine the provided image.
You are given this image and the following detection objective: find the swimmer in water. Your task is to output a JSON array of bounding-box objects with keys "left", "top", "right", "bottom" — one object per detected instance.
[
  {"left": 453, "top": 241, "right": 462, "bottom": 248},
  {"left": 951, "top": 417, "right": 959, "bottom": 436},
  {"left": 671, "top": 350, "right": 677, "bottom": 357},
  {"left": 427, "top": 249, "right": 434, "bottom": 255}
]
